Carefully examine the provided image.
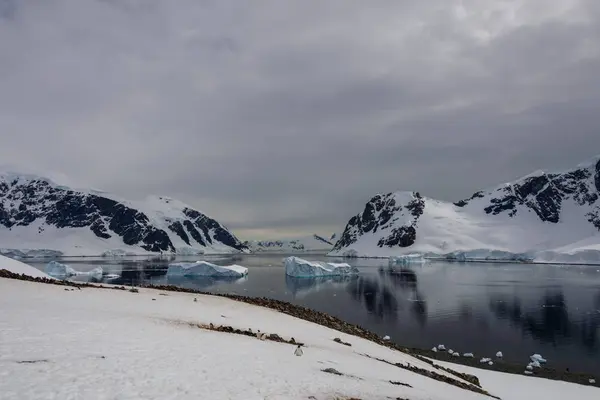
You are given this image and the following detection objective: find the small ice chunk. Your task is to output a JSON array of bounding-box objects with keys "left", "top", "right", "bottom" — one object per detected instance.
[
  {"left": 529, "top": 360, "right": 541, "bottom": 368},
  {"left": 530, "top": 354, "right": 547, "bottom": 363},
  {"left": 284, "top": 256, "right": 358, "bottom": 277},
  {"left": 167, "top": 261, "right": 248, "bottom": 278},
  {"left": 452, "top": 352, "right": 460, "bottom": 357},
  {"left": 437, "top": 344, "right": 446, "bottom": 351},
  {"left": 526, "top": 365, "right": 533, "bottom": 370},
  {"left": 463, "top": 353, "right": 474, "bottom": 358},
  {"left": 448, "top": 349, "right": 454, "bottom": 355},
  {"left": 383, "top": 335, "right": 391, "bottom": 341},
  {"left": 480, "top": 358, "right": 492, "bottom": 363},
  {"left": 496, "top": 351, "right": 503, "bottom": 358},
  {"left": 432, "top": 347, "right": 438, "bottom": 352},
  {"left": 524, "top": 370, "right": 533, "bottom": 375},
  {"left": 488, "top": 361, "right": 494, "bottom": 366},
  {"left": 589, "top": 379, "right": 596, "bottom": 384}
]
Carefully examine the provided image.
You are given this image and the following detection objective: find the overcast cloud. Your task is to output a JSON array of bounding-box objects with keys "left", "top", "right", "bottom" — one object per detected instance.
[{"left": 1, "top": 0, "right": 600, "bottom": 239}]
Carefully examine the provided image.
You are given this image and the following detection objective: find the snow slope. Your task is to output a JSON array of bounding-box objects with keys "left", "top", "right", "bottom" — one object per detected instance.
[
  {"left": 0, "top": 172, "right": 248, "bottom": 256},
  {"left": 1, "top": 278, "right": 596, "bottom": 400},
  {"left": 0, "top": 254, "right": 52, "bottom": 279},
  {"left": 245, "top": 234, "right": 337, "bottom": 253},
  {"left": 330, "top": 156, "right": 600, "bottom": 262}
]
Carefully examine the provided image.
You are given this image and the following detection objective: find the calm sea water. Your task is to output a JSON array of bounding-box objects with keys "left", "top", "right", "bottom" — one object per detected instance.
[{"left": 27, "top": 254, "right": 600, "bottom": 375}]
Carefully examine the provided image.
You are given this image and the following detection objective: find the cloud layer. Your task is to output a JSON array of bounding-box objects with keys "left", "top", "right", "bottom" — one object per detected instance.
[{"left": 1, "top": 0, "right": 600, "bottom": 238}]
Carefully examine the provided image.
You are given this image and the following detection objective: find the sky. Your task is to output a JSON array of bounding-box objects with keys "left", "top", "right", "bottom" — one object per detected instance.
[{"left": 1, "top": 0, "right": 600, "bottom": 240}]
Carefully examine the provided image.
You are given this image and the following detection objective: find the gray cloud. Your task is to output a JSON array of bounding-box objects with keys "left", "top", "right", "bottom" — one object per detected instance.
[{"left": 1, "top": 0, "right": 600, "bottom": 239}]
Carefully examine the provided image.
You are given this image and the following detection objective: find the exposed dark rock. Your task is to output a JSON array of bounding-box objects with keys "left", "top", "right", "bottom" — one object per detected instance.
[{"left": 377, "top": 226, "right": 416, "bottom": 248}]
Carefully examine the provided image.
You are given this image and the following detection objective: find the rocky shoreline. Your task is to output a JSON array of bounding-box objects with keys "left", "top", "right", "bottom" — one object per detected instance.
[{"left": 1, "top": 269, "right": 598, "bottom": 388}]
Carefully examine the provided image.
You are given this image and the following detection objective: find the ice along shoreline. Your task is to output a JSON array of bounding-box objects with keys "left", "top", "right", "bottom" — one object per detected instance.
[{"left": 1, "top": 268, "right": 598, "bottom": 387}]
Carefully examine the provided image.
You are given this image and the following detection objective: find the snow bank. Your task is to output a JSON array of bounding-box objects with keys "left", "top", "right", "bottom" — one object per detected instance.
[
  {"left": 284, "top": 256, "right": 359, "bottom": 278},
  {"left": 2, "top": 278, "right": 597, "bottom": 400},
  {"left": 0, "top": 254, "right": 52, "bottom": 279},
  {"left": 389, "top": 253, "right": 427, "bottom": 266},
  {"left": 167, "top": 261, "right": 248, "bottom": 278},
  {"left": 45, "top": 261, "right": 103, "bottom": 281}
]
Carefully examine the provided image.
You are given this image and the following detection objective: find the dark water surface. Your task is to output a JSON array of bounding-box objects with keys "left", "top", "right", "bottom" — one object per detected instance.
[{"left": 27, "top": 254, "right": 600, "bottom": 375}]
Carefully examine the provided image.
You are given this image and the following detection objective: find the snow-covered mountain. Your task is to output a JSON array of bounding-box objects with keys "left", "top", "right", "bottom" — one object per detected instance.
[
  {"left": 245, "top": 234, "right": 337, "bottom": 253},
  {"left": 0, "top": 173, "right": 248, "bottom": 256},
  {"left": 330, "top": 156, "right": 600, "bottom": 262}
]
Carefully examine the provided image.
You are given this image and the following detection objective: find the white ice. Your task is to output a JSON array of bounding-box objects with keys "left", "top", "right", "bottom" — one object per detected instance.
[
  {"left": 44, "top": 261, "right": 103, "bottom": 281},
  {"left": 530, "top": 354, "right": 547, "bottom": 363},
  {"left": 284, "top": 256, "right": 358, "bottom": 278},
  {"left": 167, "top": 261, "right": 248, "bottom": 278},
  {"left": 388, "top": 253, "right": 427, "bottom": 266}
]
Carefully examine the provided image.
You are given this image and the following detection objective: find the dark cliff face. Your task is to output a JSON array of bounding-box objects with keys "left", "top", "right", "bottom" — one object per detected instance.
[
  {"left": 333, "top": 192, "right": 425, "bottom": 251},
  {"left": 0, "top": 177, "right": 248, "bottom": 253}
]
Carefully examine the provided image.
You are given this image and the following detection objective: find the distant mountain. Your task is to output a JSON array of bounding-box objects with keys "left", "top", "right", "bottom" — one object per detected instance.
[
  {"left": 0, "top": 173, "right": 248, "bottom": 256},
  {"left": 330, "top": 156, "right": 600, "bottom": 261},
  {"left": 245, "top": 234, "right": 337, "bottom": 253}
]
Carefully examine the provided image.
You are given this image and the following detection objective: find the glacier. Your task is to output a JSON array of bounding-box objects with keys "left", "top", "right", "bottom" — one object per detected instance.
[
  {"left": 166, "top": 261, "right": 248, "bottom": 278},
  {"left": 329, "top": 155, "right": 600, "bottom": 264},
  {"left": 284, "top": 256, "right": 359, "bottom": 278},
  {"left": 45, "top": 261, "right": 103, "bottom": 281},
  {"left": 389, "top": 254, "right": 427, "bottom": 266}
]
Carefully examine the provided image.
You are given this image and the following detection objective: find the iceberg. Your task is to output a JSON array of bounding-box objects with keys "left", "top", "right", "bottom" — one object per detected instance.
[
  {"left": 166, "top": 261, "right": 248, "bottom": 278},
  {"left": 341, "top": 249, "right": 358, "bottom": 258},
  {"left": 284, "top": 256, "right": 359, "bottom": 278},
  {"left": 45, "top": 261, "right": 103, "bottom": 281},
  {"left": 388, "top": 254, "right": 426, "bottom": 266}
]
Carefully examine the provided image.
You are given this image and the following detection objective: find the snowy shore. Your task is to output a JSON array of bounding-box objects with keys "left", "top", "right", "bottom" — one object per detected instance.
[{"left": 1, "top": 257, "right": 599, "bottom": 399}]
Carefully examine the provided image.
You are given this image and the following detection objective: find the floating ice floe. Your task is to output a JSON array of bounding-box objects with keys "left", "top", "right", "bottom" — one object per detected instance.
[
  {"left": 452, "top": 352, "right": 460, "bottom": 357},
  {"left": 448, "top": 349, "right": 454, "bottom": 355},
  {"left": 463, "top": 353, "right": 474, "bottom": 358},
  {"left": 529, "top": 360, "right": 541, "bottom": 368},
  {"left": 431, "top": 347, "right": 438, "bottom": 352},
  {"left": 496, "top": 351, "right": 503, "bottom": 358},
  {"left": 167, "top": 261, "right": 248, "bottom": 278},
  {"left": 480, "top": 358, "right": 492, "bottom": 364},
  {"left": 437, "top": 344, "right": 446, "bottom": 351},
  {"left": 526, "top": 365, "right": 533, "bottom": 371},
  {"left": 488, "top": 361, "right": 494, "bottom": 366},
  {"left": 45, "top": 261, "right": 103, "bottom": 281},
  {"left": 284, "top": 257, "right": 358, "bottom": 278},
  {"left": 590, "top": 379, "right": 596, "bottom": 384},
  {"left": 530, "top": 354, "right": 547, "bottom": 363},
  {"left": 383, "top": 335, "right": 391, "bottom": 341},
  {"left": 388, "top": 254, "right": 427, "bottom": 266}
]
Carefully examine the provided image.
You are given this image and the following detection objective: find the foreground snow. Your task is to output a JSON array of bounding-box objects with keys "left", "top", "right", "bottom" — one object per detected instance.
[
  {"left": 284, "top": 256, "right": 359, "bottom": 277},
  {"left": 0, "top": 277, "right": 598, "bottom": 399},
  {"left": 0, "top": 254, "right": 52, "bottom": 279},
  {"left": 167, "top": 261, "right": 249, "bottom": 277}
]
